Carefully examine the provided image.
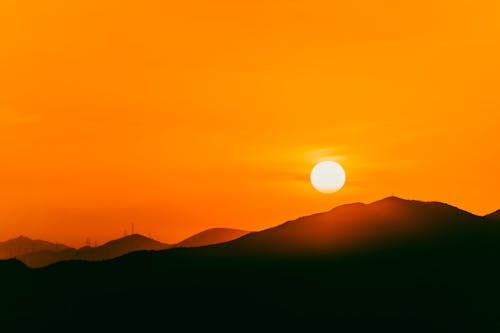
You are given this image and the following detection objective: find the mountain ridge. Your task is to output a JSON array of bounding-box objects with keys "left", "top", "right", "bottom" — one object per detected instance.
[
  {"left": 3, "top": 196, "right": 500, "bottom": 330},
  {"left": 0, "top": 236, "right": 70, "bottom": 260},
  {"left": 7, "top": 197, "right": 497, "bottom": 267},
  {"left": 16, "top": 227, "right": 250, "bottom": 267},
  {"left": 210, "top": 196, "right": 486, "bottom": 255},
  {"left": 176, "top": 228, "right": 249, "bottom": 248},
  {"left": 18, "top": 233, "right": 171, "bottom": 267}
]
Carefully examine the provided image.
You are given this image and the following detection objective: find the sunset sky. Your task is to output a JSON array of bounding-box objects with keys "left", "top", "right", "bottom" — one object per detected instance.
[{"left": 1, "top": 0, "right": 499, "bottom": 247}]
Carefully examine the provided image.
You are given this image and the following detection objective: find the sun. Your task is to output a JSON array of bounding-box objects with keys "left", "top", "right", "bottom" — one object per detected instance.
[{"left": 310, "top": 161, "right": 346, "bottom": 193}]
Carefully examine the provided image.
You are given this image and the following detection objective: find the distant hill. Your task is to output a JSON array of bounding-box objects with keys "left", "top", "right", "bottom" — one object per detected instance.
[
  {"left": 217, "top": 196, "right": 484, "bottom": 254},
  {"left": 176, "top": 228, "right": 249, "bottom": 248},
  {"left": 0, "top": 236, "right": 69, "bottom": 260},
  {"left": 72, "top": 233, "right": 171, "bottom": 261},
  {"left": 19, "top": 234, "right": 171, "bottom": 268},
  {"left": 18, "top": 228, "right": 251, "bottom": 267}
]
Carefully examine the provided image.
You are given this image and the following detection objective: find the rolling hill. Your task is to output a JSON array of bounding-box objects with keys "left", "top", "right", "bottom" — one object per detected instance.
[
  {"left": 175, "top": 228, "right": 249, "bottom": 248},
  {"left": 17, "top": 228, "right": 249, "bottom": 267},
  {"left": 19, "top": 234, "right": 171, "bottom": 268},
  {"left": 0, "top": 236, "right": 69, "bottom": 260},
  {"left": 9, "top": 197, "right": 495, "bottom": 268},
  {"left": 217, "top": 196, "right": 484, "bottom": 254},
  {"left": 71, "top": 233, "right": 171, "bottom": 261}
]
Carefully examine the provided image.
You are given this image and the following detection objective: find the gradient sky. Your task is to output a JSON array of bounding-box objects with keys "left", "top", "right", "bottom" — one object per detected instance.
[{"left": 1, "top": 0, "right": 499, "bottom": 247}]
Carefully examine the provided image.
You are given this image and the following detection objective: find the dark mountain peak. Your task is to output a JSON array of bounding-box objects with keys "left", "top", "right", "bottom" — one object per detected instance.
[
  {"left": 0, "top": 235, "right": 70, "bottom": 260},
  {"left": 223, "top": 196, "right": 482, "bottom": 254},
  {"left": 369, "top": 196, "right": 442, "bottom": 209},
  {"left": 101, "top": 233, "right": 166, "bottom": 247},
  {"left": 303, "top": 197, "right": 450, "bottom": 225},
  {"left": 125, "top": 233, "right": 146, "bottom": 239},
  {"left": 3, "top": 235, "right": 70, "bottom": 248},
  {"left": 126, "top": 233, "right": 157, "bottom": 241},
  {"left": 78, "top": 234, "right": 165, "bottom": 252},
  {"left": 324, "top": 196, "right": 426, "bottom": 217},
  {"left": 370, "top": 196, "right": 431, "bottom": 205},
  {"left": 371, "top": 196, "right": 408, "bottom": 205},
  {"left": 3, "top": 235, "right": 33, "bottom": 245},
  {"left": 369, "top": 196, "right": 475, "bottom": 217}
]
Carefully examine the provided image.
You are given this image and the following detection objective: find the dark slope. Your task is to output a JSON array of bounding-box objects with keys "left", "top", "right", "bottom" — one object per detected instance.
[
  {"left": 0, "top": 258, "right": 28, "bottom": 274},
  {"left": 485, "top": 209, "right": 500, "bottom": 221},
  {"left": 175, "top": 228, "right": 249, "bottom": 248},
  {"left": 216, "top": 196, "right": 483, "bottom": 254},
  {"left": 2, "top": 197, "right": 500, "bottom": 331}
]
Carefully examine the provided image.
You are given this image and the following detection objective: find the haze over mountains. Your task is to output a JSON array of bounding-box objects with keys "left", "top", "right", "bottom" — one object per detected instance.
[
  {"left": 17, "top": 234, "right": 170, "bottom": 268},
  {"left": 3, "top": 197, "right": 499, "bottom": 267},
  {"left": 0, "top": 236, "right": 69, "bottom": 260},
  {"left": 3, "top": 196, "right": 498, "bottom": 269},
  {"left": 4, "top": 227, "right": 250, "bottom": 268}
]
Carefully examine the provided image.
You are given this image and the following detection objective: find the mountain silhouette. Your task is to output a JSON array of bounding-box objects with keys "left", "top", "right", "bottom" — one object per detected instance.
[
  {"left": 12, "top": 197, "right": 490, "bottom": 266},
  {"left": 176, "top": 228, "right": 249, "bottom": 248},
  {"left": 215, "top": 196, "right": 483, "bottom": 254},
  {"left": 19, "top": 234, "right": 171, "bottom": 268},
  {"left": 72, "top": 233, "right": 171, "bottom": 261},
  {"left": 0, "top": 258, "right": 28, "bottom": 274},
  {"left": 0, "top": 236, "right": 69, "bottom": 260},
  {"left": 2, "top": 197, "right": 500, "bottom": 331},
  {"left": 17, "top": 228, "right": 250, "bottom": 268}
]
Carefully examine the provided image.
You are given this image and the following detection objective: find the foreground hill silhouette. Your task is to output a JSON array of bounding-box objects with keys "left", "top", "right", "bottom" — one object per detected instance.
[
  {"left": 486, "top": 209, "right": 500, "bottom": 221},
  {"left": 2, "top": 197, "right": 500, "bottom": 331}
]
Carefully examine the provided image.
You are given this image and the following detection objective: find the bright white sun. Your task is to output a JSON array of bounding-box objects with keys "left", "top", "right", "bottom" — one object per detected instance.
[{"left": 310, "top": 161, "right": 346, "bottom": 193}]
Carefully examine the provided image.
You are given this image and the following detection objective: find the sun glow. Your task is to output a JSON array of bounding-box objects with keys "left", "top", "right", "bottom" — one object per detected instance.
[{"left": 310, "top": 161, "right": 346, "bottom": 194}]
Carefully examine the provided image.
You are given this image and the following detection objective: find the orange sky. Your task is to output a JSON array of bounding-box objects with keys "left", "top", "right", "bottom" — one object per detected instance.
[{"left": 1, "top": 0, "right": 499, "bottom": 247}]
